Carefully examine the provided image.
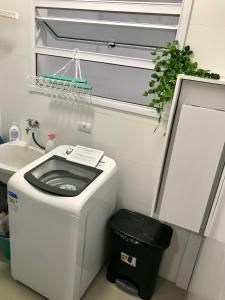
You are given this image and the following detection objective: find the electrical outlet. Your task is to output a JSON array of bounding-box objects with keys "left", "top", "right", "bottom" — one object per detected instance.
[{"left": 78, "top": 121, "right": 92, "bottom": 133}]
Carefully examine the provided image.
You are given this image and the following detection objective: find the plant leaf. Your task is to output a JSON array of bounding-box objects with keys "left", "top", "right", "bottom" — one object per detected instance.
[{"left": 143, "top": 40, "right": 220, "bottom": 127}]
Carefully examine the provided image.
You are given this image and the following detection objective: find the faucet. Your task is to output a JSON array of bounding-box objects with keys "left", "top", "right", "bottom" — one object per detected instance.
[
  {"left": 26, "top": 119, "right": 45, "bottom": 150},
  {"left": 25, "top": 119, "right": 40, "bottom": 134}
]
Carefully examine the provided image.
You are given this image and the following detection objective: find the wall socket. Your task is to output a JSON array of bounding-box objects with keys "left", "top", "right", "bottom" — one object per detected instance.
[{"left": 78, "top": 121, "right": 92, "bottom": 133}]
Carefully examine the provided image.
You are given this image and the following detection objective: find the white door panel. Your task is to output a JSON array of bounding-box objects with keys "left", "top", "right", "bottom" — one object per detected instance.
[{"left": 159, "top": 105, "right": 225, "bottom": 232}]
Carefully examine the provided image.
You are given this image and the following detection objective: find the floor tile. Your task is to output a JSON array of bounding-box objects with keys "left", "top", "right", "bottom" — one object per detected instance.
[
  {"left": 0, "top": 252, "right": 186, "bottom": 300},
  {"left": 82, "top": 269, "right": 187, "bottom": 300}
]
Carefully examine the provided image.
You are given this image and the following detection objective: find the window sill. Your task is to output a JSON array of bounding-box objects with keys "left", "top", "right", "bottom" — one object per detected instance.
[
  {"left": 28, "top": 86, "right": 158, "bottom": 119},
  {"left": 34, "top": 0, "right": 182, "bottom": 15},
  {"left": 91, "top": 95, "right": 158, "bottom": 118}
]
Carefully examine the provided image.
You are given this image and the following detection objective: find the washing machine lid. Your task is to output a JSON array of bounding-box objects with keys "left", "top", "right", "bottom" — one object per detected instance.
[{"left": 24, "top": 155, "right": 103, "bottom": 197}]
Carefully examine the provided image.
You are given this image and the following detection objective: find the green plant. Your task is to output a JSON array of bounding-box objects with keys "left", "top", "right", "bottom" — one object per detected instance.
[{"left": 144, "top": 40, "right": 220, "bottom": 123}]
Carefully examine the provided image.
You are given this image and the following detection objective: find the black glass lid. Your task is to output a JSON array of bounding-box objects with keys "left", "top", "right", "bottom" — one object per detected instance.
[{"left": 24, "top": 155, "right": 103, "bottom": 197}]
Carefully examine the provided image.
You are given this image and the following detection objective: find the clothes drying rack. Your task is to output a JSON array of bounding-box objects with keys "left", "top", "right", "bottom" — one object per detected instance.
[{"left": 27, "top": 49, "right": 93, "bottom": 106}]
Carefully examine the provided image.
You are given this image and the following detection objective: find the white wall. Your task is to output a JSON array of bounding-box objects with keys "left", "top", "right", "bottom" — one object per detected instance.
[
  {"left": 186, "top": 0, "right": 225, "bottom": 77},
  {"left": 187, "top": 238, "right": 225, "bottom": 300},
  {"left": 185, "top": 0, "right": 225, "bottom": 298},
  {"left": 0, "top": 0, "right": 189, "bottom": 283}
]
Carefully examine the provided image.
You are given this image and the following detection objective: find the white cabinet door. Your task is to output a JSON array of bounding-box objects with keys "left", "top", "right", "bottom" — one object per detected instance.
[{"left": 159, "top": 104, "right": 225, "bottom": 232}]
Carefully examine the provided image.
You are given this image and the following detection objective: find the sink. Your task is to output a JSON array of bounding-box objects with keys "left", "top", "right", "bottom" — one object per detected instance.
[{"left": 0, "top": 141, "right": 44, "bottom": 184}]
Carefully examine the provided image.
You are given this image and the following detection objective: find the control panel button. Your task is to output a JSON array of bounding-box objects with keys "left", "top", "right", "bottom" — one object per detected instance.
[{"left": 66, "top": 148, "right": 73, "bottom": 155}]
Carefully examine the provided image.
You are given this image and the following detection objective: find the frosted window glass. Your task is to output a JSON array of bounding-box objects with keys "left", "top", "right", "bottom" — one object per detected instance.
[{"left": 37, "top": 54, "right": 153, "bottom": 105}]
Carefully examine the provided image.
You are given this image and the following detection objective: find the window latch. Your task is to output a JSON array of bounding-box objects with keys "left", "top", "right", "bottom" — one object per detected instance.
[{"left": 107, "top": 42, "right": 116, "bottom": 48}]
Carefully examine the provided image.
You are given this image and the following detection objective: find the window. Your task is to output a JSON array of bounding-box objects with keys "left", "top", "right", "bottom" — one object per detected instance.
[{"left": 33, "top": 0, "right": 192, "bottom": 109}]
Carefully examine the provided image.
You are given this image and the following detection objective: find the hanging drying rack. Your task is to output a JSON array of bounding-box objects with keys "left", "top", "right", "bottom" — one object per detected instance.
[{"left": 28, "top": 49, "right": 93, "bottom": 105}]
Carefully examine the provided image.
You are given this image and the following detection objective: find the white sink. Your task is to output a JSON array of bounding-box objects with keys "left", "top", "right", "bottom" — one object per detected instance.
[{"left": 0, "top": 141, "right": 44, "bottom": 183}]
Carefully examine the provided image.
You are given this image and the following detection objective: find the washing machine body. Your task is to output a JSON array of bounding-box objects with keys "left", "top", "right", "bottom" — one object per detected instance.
[{"left": 8, "top": 145, "right": 117, "bottom": 300}]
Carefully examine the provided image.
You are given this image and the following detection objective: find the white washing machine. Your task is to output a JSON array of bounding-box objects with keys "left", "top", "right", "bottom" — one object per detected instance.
[{"left": 8, "top": 145, "right": 117, "bottom": 300}]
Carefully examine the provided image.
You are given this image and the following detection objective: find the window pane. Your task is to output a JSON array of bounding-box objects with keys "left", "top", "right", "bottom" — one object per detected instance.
[
  {"left": 46, "top": 9, "right": 180, "bottom": 25},
  {"left": 43, "top": 18, "right": 176, "bottom": 48},
  {"left": 36, "top": 54, "right": 153, "bottom": 106},
  {"left": 37, "top": 8, "right": 178, "bottom": 59}
]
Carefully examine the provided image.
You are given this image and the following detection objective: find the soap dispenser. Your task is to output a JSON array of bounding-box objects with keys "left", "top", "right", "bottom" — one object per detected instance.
[
  {"left": 45, "top": 133, "right": 56, "bottom": 153},
  {"left": 9, "top": 122, "right": 21, "bottom": 142}
]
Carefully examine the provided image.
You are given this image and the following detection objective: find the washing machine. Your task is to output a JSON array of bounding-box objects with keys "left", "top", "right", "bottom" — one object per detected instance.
[{"left": 8, "top": 145, "right": 117, "bottom": 300}]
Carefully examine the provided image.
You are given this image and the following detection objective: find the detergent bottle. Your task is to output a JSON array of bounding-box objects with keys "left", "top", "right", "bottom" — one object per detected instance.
[{"left": 45, "top": 133, "right": 56, "bottom": 153}]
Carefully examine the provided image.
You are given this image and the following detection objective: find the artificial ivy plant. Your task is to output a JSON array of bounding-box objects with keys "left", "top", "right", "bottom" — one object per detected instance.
[{"left": 144, "top": 40, "right": 220, "bottom": 123}]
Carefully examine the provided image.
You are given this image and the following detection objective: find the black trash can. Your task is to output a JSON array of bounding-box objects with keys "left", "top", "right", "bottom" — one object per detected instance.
[{"left": 107, "top": 209, "right": 173, "bottom": 300}]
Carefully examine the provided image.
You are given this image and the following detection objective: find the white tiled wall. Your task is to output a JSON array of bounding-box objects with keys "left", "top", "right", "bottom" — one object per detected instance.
[
  {"left": 185, "top": 0, "right": 225, "bottom": 298},
  {"left": 187, "top": 238, "right": 225, "bottom": 300},
  {"left": 186, "top": 0, "right": 225, "bottom": 77}
]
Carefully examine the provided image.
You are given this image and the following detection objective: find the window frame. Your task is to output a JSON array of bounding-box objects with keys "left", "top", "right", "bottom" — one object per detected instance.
[{"left": 31, "top": 0, "right": 193, "bottom": 117}]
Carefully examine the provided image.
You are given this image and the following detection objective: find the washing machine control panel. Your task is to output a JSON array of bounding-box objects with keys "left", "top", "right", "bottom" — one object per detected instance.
[{"left": 46, "top": 145, "right": 114, "bottom": 173}]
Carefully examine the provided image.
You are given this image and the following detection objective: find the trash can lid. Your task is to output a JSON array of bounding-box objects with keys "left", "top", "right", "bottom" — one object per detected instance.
[{"left": 109, "top": 209, "right": 173, "bottom": 249}]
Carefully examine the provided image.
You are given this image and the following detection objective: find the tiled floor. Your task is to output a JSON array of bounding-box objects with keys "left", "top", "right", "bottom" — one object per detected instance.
[
  {"left": 82, "top": 270, "right": 187, "bottom": 300},
  {"left": 0, "top": 252, "right": 186, "bottom": 300}
]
